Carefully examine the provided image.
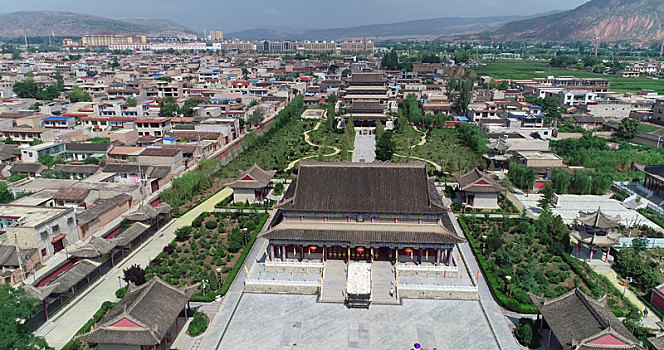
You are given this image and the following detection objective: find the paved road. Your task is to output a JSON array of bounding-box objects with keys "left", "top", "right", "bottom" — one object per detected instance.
[
  {"left": 352, "top": 128, "right": 375, "bottom": 163},
  {"left": 39, "top": 188, "right": 233, "bottom": 349}
]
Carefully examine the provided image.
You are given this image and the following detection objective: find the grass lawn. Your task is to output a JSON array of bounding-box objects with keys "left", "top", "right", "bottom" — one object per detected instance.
[
  {"left": 393, "top": 126, "right": 484, "bottom": 174},
  {"left": 474, "top": 60, "right": 664, "bottom": 94},
  {"left": 637, "top": 122, "right": 661, "bottom": 133}
]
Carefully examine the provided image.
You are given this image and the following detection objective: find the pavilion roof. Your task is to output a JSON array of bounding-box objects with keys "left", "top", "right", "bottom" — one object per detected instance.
[
  {"left": 577, "top": 209, "right": 620, "bottom": 230},
  {"left": 530, "top": 288, "right": 642, "bottom": 350},
  {"left": 277, "top": 161, "right": 446, "bottom": 215}
]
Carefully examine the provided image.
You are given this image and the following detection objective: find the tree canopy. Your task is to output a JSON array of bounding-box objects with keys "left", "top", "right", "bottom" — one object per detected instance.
[
  {"left": 69, "top": 86, "right": 92, "bottom": 103},
  {"left": 0, "top": 285, "right": 51, "bottom": 350},
  {"left": 618, "top": 118, "right": 639, "bottom": 139},
  {"left": 375, "top": 130, "right": 396, "bottom": 161}
]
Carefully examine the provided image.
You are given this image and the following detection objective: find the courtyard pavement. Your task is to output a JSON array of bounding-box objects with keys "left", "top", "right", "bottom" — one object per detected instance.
[
  {"left": 218, "top": 293, "right": 501, "bottom": 350},
  {"left": 37, "top": 188, "right": 233, "bottom": 349},
  {"left": 514, "top": 192, "right": 658, "bottom": 229},
  {"left": 352, "top": 128, "right": 375, "bottom": 163}
]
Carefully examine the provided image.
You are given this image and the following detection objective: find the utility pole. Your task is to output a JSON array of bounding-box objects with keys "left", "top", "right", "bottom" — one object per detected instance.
[{"left": 14, "top": 233, "right": 26, "bottom": 282}]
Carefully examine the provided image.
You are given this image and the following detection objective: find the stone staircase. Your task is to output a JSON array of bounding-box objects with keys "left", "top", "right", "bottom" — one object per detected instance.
[
  {"left": 319, "top": 260, "right": 347, "bottom": 303},
  {"left": 371, "top": 261, "right": 399, "bottom": 304}
]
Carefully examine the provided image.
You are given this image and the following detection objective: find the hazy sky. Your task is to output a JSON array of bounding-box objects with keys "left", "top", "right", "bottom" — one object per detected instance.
[{"left": 2, "top": 0, "right": 588, "bottom": 32}]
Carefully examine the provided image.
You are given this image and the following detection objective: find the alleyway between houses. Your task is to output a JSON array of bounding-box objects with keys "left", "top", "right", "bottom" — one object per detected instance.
[{"left": 37, "top": 188, "right": 233, "bottom": 349}]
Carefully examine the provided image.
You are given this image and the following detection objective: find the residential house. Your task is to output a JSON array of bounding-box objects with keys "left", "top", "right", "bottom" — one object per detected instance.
[
  {"left": 52, "top": 187, "right": 99, "bottom": 210},
  {"left": 52, "top": 164, "right": 100, "bottom": 179},
  {"left": 135, "top": 117, "right": 172, "bottom": 137},
  {"left": 64, "top": 143, "right": 111, "bottom": 161},
  {"left": 512, "top": 151, "right": 565, "bottom": 179},
  {"left": 0, "top": 246, "right": 40, "bottom": 285},
  {"left": 76, "top": 194, "right": 133, "bottom": 240},
  {"left": 20, "top": 142, "right": 66, "bottom": 163},
  {"left": 8, "top": 163, "right": 46, "bottom": 178},
  {"left": 0, "top": 205, "right": 78, "bottom": 262},
  {"left": 42, "top": 116, "right": 76, "bottom": 129}
]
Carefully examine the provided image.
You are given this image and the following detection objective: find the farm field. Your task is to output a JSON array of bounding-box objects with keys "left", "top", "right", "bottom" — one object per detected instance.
[{"left": 474, "top": 60, "right": 664, "bottom": 94}]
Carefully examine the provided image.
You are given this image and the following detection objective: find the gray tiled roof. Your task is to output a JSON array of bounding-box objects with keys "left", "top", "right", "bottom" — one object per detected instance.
[
  {"left": 47, "top": 259, "right": 100, "bottom": 294},
  {"left": 228, "top": 163, "right": 276, "bottom": 189},
  {"left": 77, "top": 277, "right": 198, "bottom": 346},
  {"left": 531, "top": 288, "right": 642, "bottom": 350},
  {"left": 261, "top": 220, "right": 464, "bottom": 245},
  {"left": 277, "top": 161, "right": 446, "bottom": 215}
]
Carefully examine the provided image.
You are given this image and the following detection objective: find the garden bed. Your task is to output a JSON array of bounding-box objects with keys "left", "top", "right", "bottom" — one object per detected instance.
[
  {"left": 145, "top": 211, "right": 268, "bottom": 301},
  {"left": 459, "top": 216, "right": 635, "bottom": 316}
]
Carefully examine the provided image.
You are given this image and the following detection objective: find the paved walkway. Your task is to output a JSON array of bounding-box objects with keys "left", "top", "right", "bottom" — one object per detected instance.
[
  {"left": 38, "top": 188, "right": 233, "bottom": 349},
  {"left": 352, "top": 128, "right": 375, "bottom": 163},
  {"left": 590, "top": 259, "right": 661, "bottom": 329},
  {"left": 448, "top": 212, "right": 520, "bottom": 350}
]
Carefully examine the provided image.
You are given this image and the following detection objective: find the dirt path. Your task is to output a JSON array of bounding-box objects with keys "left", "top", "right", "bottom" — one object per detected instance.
[
  {"left": 393, "top": 153, "right": 442, "bottom": 171},
  {"left": 411, "top": 125, "right": 427, "bottom": 148},
  {"left": 286, "top": 121, "right": 341, "bottom": 171}
]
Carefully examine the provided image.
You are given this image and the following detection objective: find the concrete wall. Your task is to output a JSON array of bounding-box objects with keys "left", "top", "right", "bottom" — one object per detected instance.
[
  {"left": 399, "top": 287, "right": 479, "bottom": 300},
  {"left": 470, "top": 192, "right": 499, "bottom": 210},
  {"left": 233, "top": 188, "right": 256, "bottom": 204},
  {"left": 244, "top": 282, "right": 319, "bottom": 295}
]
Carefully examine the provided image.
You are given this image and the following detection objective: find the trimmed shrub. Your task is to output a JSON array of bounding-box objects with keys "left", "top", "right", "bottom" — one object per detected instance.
[
  {"left": 205, "top": 220, "right": 218, "bottom": 230},
  {"left": 188, "top": 312, "right": 209, "bottom": 336}
]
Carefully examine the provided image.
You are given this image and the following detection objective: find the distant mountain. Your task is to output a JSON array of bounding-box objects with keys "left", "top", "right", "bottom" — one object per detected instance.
[
  {"left": 494, "top": 0, "right": 664, "bottom": 41},
  {"left": 0, "top": 11, "right": 196, "bottom": 38},
  {"left": 227, "top": 12, "right": 563, "bottom": 41}
]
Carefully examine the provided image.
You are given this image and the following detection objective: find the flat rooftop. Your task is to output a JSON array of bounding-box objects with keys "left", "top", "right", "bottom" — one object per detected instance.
[
  {"left": 217, "top": 294, "right": 500, "bottom": 350},
  {"left": 514, "top": 151, "right": 561, "bottom": 160},
  {"left": 0, "top": 205, "right": 72, "bottom": 227}
]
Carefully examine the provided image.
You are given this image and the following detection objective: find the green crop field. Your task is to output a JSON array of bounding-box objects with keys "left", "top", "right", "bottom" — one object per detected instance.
[{"left": 474, "top": 60, "right": 664, "bottom": 94}]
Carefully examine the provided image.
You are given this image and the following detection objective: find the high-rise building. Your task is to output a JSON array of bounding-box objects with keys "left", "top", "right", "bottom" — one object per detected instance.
[
  {"left": 81, "top": 34, "right": 146, "bottom": 47},
  {"left": 209, "top": 31, "right": 224, "bottom": 41},
  {"left": 341, "top": 40, "right": 375, "bottom": 52}
]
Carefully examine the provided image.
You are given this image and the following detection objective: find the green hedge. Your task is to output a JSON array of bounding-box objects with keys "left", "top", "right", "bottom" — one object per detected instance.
[
  {"left": 459, "top": 218, "right": 539, "bottom": 314},
  {"left": 62, "top": 301, "right": 117, "bottom": 349},
  {"left": 189, "top": 213, "right": 269, "bottom": 302}
]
